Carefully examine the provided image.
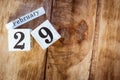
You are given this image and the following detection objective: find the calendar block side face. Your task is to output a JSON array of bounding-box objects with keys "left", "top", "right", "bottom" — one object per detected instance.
[
  {"left": 8, "top": 29, "right": 31, "bottom": 51},
  {"left": 31, "top": 20, "right": 61, "bottom": 49}
]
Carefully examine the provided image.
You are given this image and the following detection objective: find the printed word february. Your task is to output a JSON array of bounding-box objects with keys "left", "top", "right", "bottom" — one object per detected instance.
[{"left": 6, "top": 7, "right": 45, "bottom": 29}]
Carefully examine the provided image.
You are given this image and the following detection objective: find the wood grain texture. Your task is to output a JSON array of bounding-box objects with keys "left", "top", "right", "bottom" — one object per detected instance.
[
  {"left": 90, "top": 0, "right": 120, "bottom": 80},
  {"left": 46, "top": 0, "right": 97, "bottom": 80},
  {"left": 1, "top": 0, "right": 120, "bottom": 80},
  {"left": 0, "top": 0, "right": 52, "bottom": 80}
]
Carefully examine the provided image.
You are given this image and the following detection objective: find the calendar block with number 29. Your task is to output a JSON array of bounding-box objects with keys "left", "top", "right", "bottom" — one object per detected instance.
[{"left": 8, "top": 20, "right": 61, "bottom": 51}]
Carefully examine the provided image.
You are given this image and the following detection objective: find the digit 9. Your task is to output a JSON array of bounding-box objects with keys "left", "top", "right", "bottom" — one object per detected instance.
[{"left": 38, "top": 27, "right": 53, "bottom": 44}]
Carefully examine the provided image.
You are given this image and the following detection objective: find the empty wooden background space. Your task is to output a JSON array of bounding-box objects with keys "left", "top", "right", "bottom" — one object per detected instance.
[{"left": 0, "top": 0, "right": 120, "bottom": 80}]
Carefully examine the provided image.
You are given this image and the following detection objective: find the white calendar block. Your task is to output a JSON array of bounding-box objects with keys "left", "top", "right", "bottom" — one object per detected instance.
[
  {"left": 6, "top": 7, "right": 45, "bottom": 29},
  {"left": 31, "top": 20, "right": 61, "bottom": 49},
  {"left": 8, "top": 29, "right": 32, "bottom": 51}
]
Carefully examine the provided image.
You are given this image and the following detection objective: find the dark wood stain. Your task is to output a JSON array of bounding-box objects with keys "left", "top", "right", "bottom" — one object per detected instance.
[
  {"left": 74, "top": 20, "right": 88, "bottom": 43},
  {"left": 58, "top": 20, "right": 88, "bottom": 45}
]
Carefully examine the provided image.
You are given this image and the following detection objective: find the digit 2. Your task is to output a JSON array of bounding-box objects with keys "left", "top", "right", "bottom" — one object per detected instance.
[
  {"left": 14, "top": 32, "right": 25, "bottom": 49},
  {"left": 38, "top": 27, "right": 53, "bottom": 44}
]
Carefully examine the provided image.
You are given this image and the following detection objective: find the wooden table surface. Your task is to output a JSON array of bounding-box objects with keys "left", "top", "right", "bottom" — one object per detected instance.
[{"left": 0, "top": 0, "right": 120, "bottom": 80}]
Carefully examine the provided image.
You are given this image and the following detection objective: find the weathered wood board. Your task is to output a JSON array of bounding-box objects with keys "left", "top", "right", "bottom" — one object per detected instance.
[
  {"left": 46, "top": 0, "right": 97, "bottom": 80},
  {"left": 0, "top": 0, "right": 52, "bottom": 80},
  {"left": 0, "top": 0, "right": 120, "bottom": 80},
  {"left": 90, "top": 0, "right": 120, "bottom": 80}
]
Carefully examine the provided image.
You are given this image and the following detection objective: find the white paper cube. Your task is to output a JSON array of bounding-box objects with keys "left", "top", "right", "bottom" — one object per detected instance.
[
  {"left": 31, "top": 20, "right": 61, "bottom": 49},
  {"left": 8, "top": 29, "right": 31, "bottom": 51}
]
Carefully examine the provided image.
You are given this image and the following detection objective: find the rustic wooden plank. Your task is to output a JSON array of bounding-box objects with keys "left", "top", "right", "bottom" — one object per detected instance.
[
  {"left": 90, "top": 0, "right": 120, "bottom": 80},
  {"left": 0, "top": 0, "right": 52, "bottom": 80},
  {"left": 46, "top": 0, "right": 97, "bottom": 80}
]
